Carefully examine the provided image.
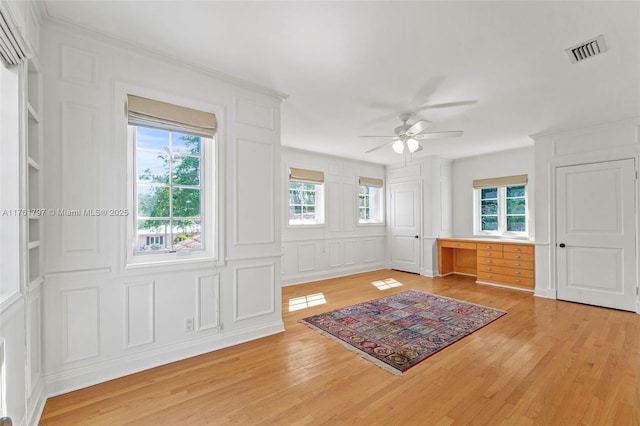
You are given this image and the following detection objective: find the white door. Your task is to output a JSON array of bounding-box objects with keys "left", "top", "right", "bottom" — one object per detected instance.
[
  {"left": 389, "top": 181, "right": 421, "bottom": 273},
  {"left": 556, "top": 159, "right": 637, "bottom": 312}
]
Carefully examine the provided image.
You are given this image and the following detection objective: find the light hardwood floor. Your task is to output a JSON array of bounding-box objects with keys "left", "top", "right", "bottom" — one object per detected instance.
[{"left": 40, "top": 270, "right": 640, "bottom": 425}]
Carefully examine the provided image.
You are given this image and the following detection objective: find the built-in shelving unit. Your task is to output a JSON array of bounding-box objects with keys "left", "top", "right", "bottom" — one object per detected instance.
[{"left": 26, "top": 56, "right": 43, "bottom": 289}]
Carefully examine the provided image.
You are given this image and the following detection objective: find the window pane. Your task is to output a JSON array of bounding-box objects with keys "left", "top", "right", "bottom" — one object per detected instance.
[
  {"left": 137, "top": 150, "right": 169, "bottom": 184},
  {"left": 138, "top": 185, "right": 170, "bottom": 218},
  {"left": 481, "top": 187, "right": 498, "bottom": 199},
  {"left": 481, "top": 199, "right": 498, "bottom": 215},
  {"left": 173, "top": 188, "right": 201, "bottom": 217},
  {"left": 172, "top": 133, "right": 201, "bottom": 155},
  {"left": 506, "top": 185, "right": 525, "bottom": 197},
  {"left": 482, "top": 216, "right": 498, "bottom": 231},
  {"left": 172, "top": 220, "right": 202, "bottom": 251},
  {"left": 172, "top": 155, "right": 201, "bottom": 185},
  {"left": 507, "top": 216, "right": 526, "bottom": 232},
  {"left": 137, "top": 219, "right": 170, "bottom": 253},
  {"left": 507, "top": 198, "right": 526, "bottom": 214},
  {"left": 136, "top": 127, "right": 169, "bottom": 151}
]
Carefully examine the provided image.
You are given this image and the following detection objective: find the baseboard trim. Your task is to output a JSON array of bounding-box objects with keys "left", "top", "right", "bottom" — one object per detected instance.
[{"left": 282, "top": 264, "right": 386, "bottom": 286}]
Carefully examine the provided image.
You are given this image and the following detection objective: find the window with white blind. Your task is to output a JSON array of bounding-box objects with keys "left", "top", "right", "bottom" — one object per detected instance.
[
  {"left": 359, "top": 176, "right": 384, "bottom": 224},
  {"left": 127, "top": 94, "right": 216, "bottom": 264},
  {"left": 473, "top": 174, "right": 528, "bottom": 237},
  {"left": 288, "top": 167, "right": 324, "bottom": 225}
]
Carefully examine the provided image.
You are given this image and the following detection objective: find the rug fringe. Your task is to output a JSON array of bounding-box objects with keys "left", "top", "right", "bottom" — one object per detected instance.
[{"left": 299, "top": 320, "right": 403, "bottom": 376}]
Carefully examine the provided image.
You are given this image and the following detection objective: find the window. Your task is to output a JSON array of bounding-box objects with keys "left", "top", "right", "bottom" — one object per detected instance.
[
  {"left": 359, "top": 176, "right": 384, "bottom": 224},
  {"left": 288, "top": 167, "right": 324, "bottom": 225},
  {"left": 474, "top": 175, "right": 528, "bottom": 236},
  {"left": 127, "top": 94, "right": 216, "bottom": 263}
]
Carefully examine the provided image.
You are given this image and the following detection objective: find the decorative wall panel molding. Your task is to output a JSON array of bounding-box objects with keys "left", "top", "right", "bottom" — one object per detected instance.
[
  {"left": 329, "top": 241, "right": 342, "bottom": 267},
  {"left": 235, "top": 138, "right": 275, "bottom": 245},
  {"left": 62, "top": 287, "right": 99, "bottom": 363},
  {"left": 234, "top": 263, "right": 275, "bottom": 321},
  {"left": 124, "top": 281, "right": 155, "bottom": 348},
  {"left": 196, "top": 274, "right": 219, "bottom": 331},
  {"left": 60, "top": 102, "right": 99, "bottom": 255},
  {"left": 297, "top": 243, "right": 316, "bottom": 272}
]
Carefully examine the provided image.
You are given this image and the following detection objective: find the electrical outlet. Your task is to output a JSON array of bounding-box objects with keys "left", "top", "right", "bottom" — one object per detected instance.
[{"left": 185, "top": 318, "right": 194, "bottom": 332}]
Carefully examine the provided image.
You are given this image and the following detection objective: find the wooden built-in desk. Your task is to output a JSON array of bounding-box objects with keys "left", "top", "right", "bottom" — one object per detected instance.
[{"left": 437, "top": 238, "right": 535, "bottom": 291}]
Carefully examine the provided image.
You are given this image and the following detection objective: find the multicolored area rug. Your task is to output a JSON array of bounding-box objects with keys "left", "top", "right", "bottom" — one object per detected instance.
[{"left": 300, "top": 289, "right": 506, "bottom": 375}]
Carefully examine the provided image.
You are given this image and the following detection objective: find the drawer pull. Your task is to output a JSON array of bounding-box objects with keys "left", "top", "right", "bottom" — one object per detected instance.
[
  {"left": 487, "top": 274, "right": 492, "bottom": 278},
  {"left": 515, "top": 279, "right": 521, "bottom": 283},
  {"left": 486, "top": 267, "right": 492, "bottom": 271},
  {"left": 486, "top": 260, "right": 492, "bottom": 264},
  {"left": 514, "top": 263, "right": 520, "bottom": 266},
  {"left": 486, "top": 245, "right": 492, "bottom": 249},
  {"left": 514, "top": 255, "right": 521, "bottom": 259},
  {"left": 456, "top": 243, "right": 460, "bottom": 247},
  {"left": 487, "top": 253, "right": 492, "bottom": 256},
  {"left": 514, "top": 271, "right": 521, "bottom": 275},
  {"left": 515, "top": 248, "right": 521, "bottom": 252}
]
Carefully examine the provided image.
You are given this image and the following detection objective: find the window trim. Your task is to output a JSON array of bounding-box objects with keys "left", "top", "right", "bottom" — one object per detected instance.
[
  {"left": 358, "top": 183, "right": 385, "bottom": 225},
  {"left": 287, "top": 179, "right": 325, "bottom": 226},
  {"left": 474, "top": 184, "right": 529, "bottom": 237}
]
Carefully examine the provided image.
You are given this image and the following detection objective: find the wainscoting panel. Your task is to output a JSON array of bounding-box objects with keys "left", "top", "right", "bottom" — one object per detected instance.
[
  {"left": 62, "top": 287, "right": 99, "bottom": 363},
  {"left": 234, "top": 263, "right": 276, "bottom": 321},
  {"left": 363, "top": 238, "right": 384, "bottom": 263},
  {"left": 235, "top": 138, "right": 275, "bottom": 245},
  {"left": 197, "top": 273, "right": 219, "bottom": 331},
  {"left": 344, "top": 241, "right": 356, "bottom": 266},
  {"left": 297, "top": 243, "right": 317, "bottom": 272},
  {"left": 26, "top": 290, "right": 42, "bottom": 395},
  {"left": 60, "top": 102, "right": 98, "bottom": 256},
  {"left": 329, "top": 241, "right": 342, "bottom": 268},
  {"left": 124, "top": 281, "right": 155, "bottom": 349},
  {"left": 327, "top": 181, "right": 342, "bottom": 233},
  {"left": 342, "top": 182, "right": 356, "bottom": 232}
]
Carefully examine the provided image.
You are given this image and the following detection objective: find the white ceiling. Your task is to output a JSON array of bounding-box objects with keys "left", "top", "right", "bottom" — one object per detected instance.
[{"left": 42, "top": 1, "right": 640, "bottom": 165}]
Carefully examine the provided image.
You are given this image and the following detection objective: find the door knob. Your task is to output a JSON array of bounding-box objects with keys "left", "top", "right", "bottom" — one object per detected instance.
[
  {"left": 559, "top": 243, "right": 566, "bottom": 248},
  {"left": 414, "top": 235, "right": 419, "bottom": 239}
]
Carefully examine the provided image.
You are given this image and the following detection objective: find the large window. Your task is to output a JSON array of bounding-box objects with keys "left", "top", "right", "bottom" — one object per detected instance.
[
  {"left": 288, "top": 167, "right": 324, "bottom": 225},
  {"left": 474, "top": 175, "right": 528, "bottom": 236},
  {"left": 127, "top": 94, "right": 216, "bottom": 263},
  {"left": 359, "top": 176, "right": 384, "bottom": 224}
]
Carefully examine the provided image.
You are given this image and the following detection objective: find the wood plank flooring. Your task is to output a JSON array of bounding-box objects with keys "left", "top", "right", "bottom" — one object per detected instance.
[{"left": 40, "top": 270, "right": 640, "bottom": 425}]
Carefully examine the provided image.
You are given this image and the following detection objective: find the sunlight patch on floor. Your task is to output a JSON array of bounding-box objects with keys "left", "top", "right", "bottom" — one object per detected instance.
[
  {"left": 288, "top": 293, "right": 327, "bottom": 312},
  {"left": 372, "top": 278, "right": 403, "bottom": 290}
]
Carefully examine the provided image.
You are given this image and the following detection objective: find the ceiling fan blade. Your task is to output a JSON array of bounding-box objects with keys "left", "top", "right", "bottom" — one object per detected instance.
[
  {"left": 417, "top": 100, "right": 477, "bottom": 111},
  {"left": 365, "top": 141, "right": 392, "bottom": 153},
  {"left": 406, "top": 120, "right": 432, "bottom": 136},
  {"left": 416, "top": 131, "right": 464, "bottom": 140}
]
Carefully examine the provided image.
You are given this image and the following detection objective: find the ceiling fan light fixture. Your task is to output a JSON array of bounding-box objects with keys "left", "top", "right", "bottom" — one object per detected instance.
[
  {"left": 406, "top": 138, "right": 420, "bottom": 152},
  {"left": 392, "top": 140, "right": 404, "bottom": 154}
]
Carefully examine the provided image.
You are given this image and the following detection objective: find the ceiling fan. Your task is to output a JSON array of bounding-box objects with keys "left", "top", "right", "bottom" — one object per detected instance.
[{"left": 360, "top": 113, "right": 463, "bottom": 154}]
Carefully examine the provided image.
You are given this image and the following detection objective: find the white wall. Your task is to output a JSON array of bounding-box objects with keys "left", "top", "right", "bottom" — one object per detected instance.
[
  {"left": 282, "top": 148, "right": 386, "bottom": 285},
  {"left": 532, "top": 118, "right": 640, "bottom": 300},
  {"left": 386, "top": 156, "right": 452, "bottom": 277},
  {"left": 451, "top": 146, "right": 535, "bottom": 238},
  {"left": 40, "top": 20, "right": 284, "bottom": 397}
]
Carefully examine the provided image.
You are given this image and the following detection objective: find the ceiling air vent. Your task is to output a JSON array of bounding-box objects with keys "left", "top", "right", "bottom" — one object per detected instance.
[{"left": 566, "top": 35, "right": 607, "bottom": 64}]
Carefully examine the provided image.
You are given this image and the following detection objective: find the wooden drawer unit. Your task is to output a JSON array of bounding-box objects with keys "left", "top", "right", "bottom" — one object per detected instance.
[
  {"left": 440, "top": 240, "right": 477, "bottom": 250},
  {"left": 476, "top": 242, "right": 535, "bottom": 291},
  {"left": 477, "top": 257, "right": 534, "bottom": 270},
  {"left": 477, "top": 271, "right": 534, "bottom": 290}
]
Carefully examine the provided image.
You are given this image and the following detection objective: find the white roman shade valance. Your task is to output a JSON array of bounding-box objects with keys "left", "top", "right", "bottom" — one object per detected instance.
[
  {"left": 359, "top": 176, "right": 383, "bottom": 188},
  {"left": 127, "top": 94, "right": 217, "bottom": 138},
  {"left": 0, "top": 4, "right": 31, "bottom": 66},
  {"left": 289, "top": 167, "right": 324, "bottom": 183},
  {"left": 472, "top": 174, "right": 528, "bottom": 189}
]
